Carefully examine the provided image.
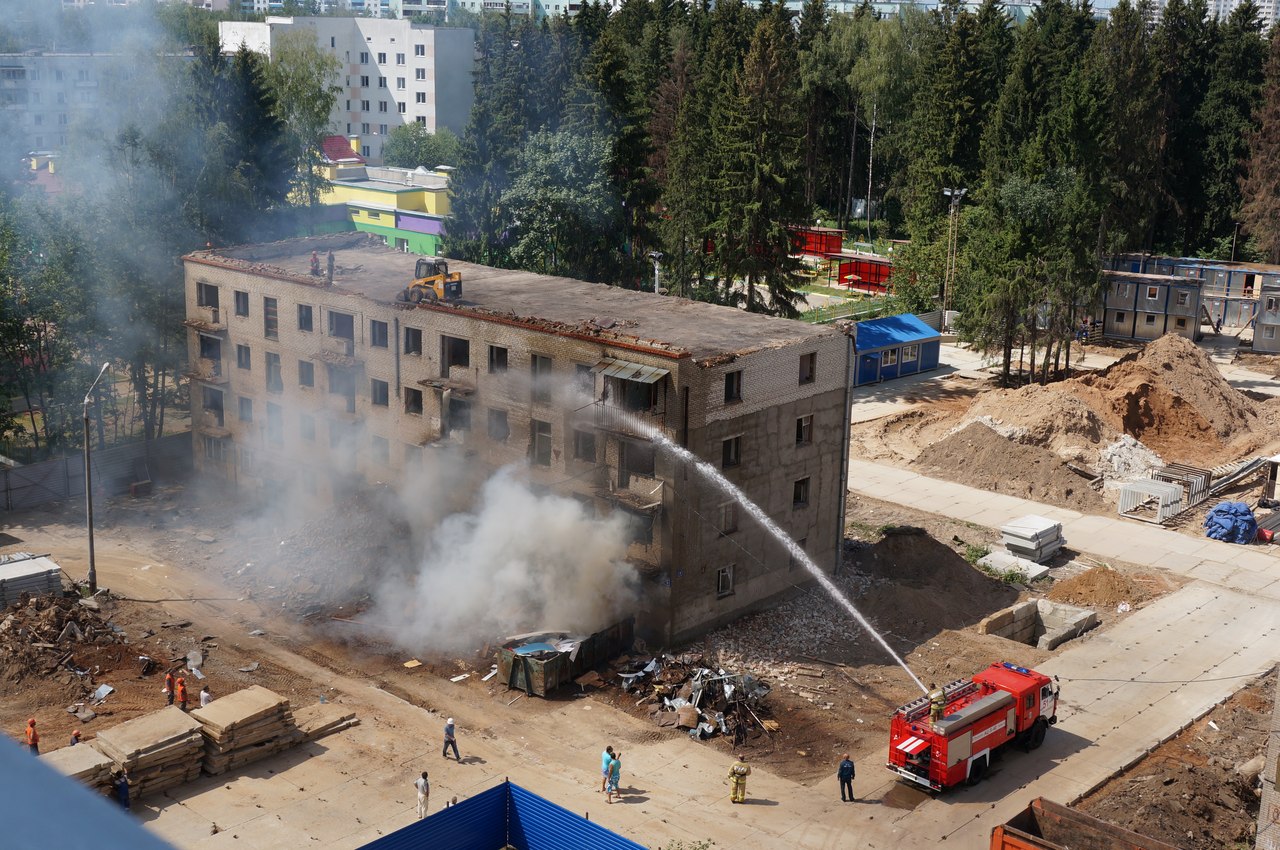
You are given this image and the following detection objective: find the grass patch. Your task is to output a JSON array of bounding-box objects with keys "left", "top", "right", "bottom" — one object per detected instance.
[
  {"left": 847, "top": 520, "right": 885, "bottom": 540},
  {"left": 963, "top": 544, "right": 991, "bottom": 565}
]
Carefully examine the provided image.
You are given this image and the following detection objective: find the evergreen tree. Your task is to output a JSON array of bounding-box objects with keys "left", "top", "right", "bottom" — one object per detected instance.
[{"left": 1240, "top": 28, "right": 1280, "bottom": 262}]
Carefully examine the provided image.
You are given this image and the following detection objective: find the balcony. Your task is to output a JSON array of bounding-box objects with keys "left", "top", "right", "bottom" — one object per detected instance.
[
  {"left": 593, "top": 401, "right": 672, "bottom": 440},
  {"left": 184, "top": 357, "right": 228, "bottom": 385},
  {"left": 183, "top": 306, "right": 226, "bottom": 333},
  {"left": 193, "top": 409, "right": 230, "bottom": 437},
  {"left": 317, "top": 335, "right": 362, "bottom": 366}
]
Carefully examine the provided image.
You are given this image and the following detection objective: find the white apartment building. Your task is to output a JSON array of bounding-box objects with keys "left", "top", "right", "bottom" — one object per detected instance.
[{"left": 219, "top": 17, "right": 474, "bottom": 164}]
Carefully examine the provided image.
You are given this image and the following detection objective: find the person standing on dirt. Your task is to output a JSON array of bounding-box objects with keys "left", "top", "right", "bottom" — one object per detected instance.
[
  {"left": 442, "top": 718, "right": 460, "bottom": 761},
  {"left": 164, "top": 670, "right": 175, "bottom": 706},
  {"left": 727, "top": 754, "right": 751, "bottom": 803},
  {"left": 838, "top": 753, "right": 856, "bottom": 802},
  {"left": 413, "top": 770, "right": 430, "bottom": 818},
  {"left": 175, "top": 677, "right": 188, "bottom": 712},
  {"left": 605, "top": 752, "right": 622, "bottom": 804},
  {"left": 599, "top": 745, "right": 615, "bottom": 793},
  {"left": 24, "top": 719, "right": 39, "bottom": 754},
  {"left": 70, "top": 730, "right": 81, "bottom": 747},
  {"left": 200, "top": 685, "right": 214, "bottom": 708}
]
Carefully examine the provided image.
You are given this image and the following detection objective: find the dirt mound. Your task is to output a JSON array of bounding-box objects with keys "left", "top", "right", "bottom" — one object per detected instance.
[
  {"left": 852, "top": 527, "right": 1019, "bottom": 640},
  {"left": 911, "top": 422, "right": 1109, "bottom": 513},
  {"left": 1047, "top": 567, "right": 1148, "bottom": 609},
  {"left": 965, "top": 334, "right": 1265, "bottom": 466}
]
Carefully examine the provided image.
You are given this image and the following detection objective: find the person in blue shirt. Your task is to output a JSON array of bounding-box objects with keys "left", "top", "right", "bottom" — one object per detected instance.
[
  {"left": 838, "top": 753, "right": 856, "bottom": 802},
  {"left": 442, "top": 718, "right": 460, "bottom": 761},
  {"left": 114, "top": 769, "right": 131, "bottom": 812},
  {"left": 599, "top": 745, "right": 615, "bottom": 793}
]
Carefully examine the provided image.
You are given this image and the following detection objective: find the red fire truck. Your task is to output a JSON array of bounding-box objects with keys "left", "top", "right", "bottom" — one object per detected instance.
[{"left": 886, "top": 662, "right": 1059, "bottom": 791}]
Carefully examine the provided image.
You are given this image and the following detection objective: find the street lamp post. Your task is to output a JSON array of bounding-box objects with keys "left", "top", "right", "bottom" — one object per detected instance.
[
  {"left": 83, "top": 362, "right": 110, "bottom": 595},
  {"left": 942, "top": 187, "right": 967, "bottom": 324},
  {"left": 647, "top": 251, "right": 663, "bottom": 295}
]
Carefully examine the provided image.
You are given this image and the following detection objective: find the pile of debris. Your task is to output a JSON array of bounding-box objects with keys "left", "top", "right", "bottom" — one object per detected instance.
[
  {"left": 617, "top": 653, "right": 775, "bottom": 745},
  {"left": 193, "top": 685, "right": 297, "bottom": 775},
  {"left": 94, "top": 706, "right": 204, "bottom": 798},
  {"left": 0, "top": 593, "right": 126, "bottom": 683}
]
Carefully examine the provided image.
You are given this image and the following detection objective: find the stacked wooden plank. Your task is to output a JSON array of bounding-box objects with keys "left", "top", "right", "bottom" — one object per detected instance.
[
  {"left": 192, "top": 685, "right": 298, "bottom": 775},
  {"left": 1000, "top": 515, "right": 1065, "bottom": 564},
  {"left": 292, "top": 702, "right": 360, "bottom": 743},
  {"left": 93, "top": 707, "right": 203, "bottom": 798},
  {"left": 42, "top": 742, "right": 115, "bottom": 793}
]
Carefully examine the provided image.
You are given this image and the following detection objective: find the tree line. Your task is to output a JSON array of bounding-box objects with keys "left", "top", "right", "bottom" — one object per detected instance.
[{"left": 446, "top": 0, "right": 1279, "bottom": 378}]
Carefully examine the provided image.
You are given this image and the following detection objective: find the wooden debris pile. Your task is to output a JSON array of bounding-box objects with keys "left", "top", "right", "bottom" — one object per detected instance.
[
  {"left": 42, "top": 742, "right": 116, "bottom": 793},
  {"left": 617, "top": 652, "right": 774, "bottom": 745},
  {"left": 94, "top": 707, "right": 203, "bottom": 798},
  {"left": 191, "top": 685, "right": 297, "bottom": 775},
  {"left": 0, "top": 593, "right": 126, "bottom": 683}
]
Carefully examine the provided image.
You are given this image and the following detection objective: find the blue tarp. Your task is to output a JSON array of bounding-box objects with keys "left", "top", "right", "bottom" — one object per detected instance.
[
  {"left": 359, "top": 780, "right": 645, "bottom": 850},
  {"left": 1204, "top": 501, "right": 1257, "bottom": 544},
  {"left": 854, "top": 314, "right": 940, "bottom": 353}
]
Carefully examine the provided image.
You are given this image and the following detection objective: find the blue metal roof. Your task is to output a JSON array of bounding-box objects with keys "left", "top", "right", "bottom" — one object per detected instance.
[
  {"left": 854, "top": 314, "right": 940, "bottom": 353},
  {"left": 359, "top": 780, "right": 645, "bottom": 850}
]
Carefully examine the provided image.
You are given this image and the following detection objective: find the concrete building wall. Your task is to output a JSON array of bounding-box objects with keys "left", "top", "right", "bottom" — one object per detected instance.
[{"left": 184, "top": 257, "right": 849, "bottom": 641}]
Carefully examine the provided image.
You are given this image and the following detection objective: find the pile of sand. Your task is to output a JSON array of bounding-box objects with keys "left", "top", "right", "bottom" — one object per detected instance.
[
  {"left": 912, "top": 422, "right": 1109, "bottom": 513},
  {"left": 1047, "top": 567, "right": 1148, "bottom": 608},
  {"left": 964, "top": 335, "right": 1267, "bottom": 466},
  {"left": 852, "top": 527, "right": 1019, "bottom": 640}
]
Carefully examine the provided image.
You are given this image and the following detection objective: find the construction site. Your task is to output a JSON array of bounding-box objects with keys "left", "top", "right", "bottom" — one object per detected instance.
[{"left": 5, "top": 248, "right": 1280, "bottom": 849}]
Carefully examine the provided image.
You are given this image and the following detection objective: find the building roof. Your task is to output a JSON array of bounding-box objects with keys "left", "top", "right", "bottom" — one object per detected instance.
[
  {"left": 184, "top": 234, "right": 839, "bottom": 362},
  {"left": 321, "top": 135, "right": 365, "bottom": 165},
  {"left": 853, "top": 314, "right": 939, "bottom": 352},
  {"left": 1102, "top": 270, "right": 1200, "bottom": 285},
  {"left": 359, "top": 780, "right": 644, "bottom": 850}
]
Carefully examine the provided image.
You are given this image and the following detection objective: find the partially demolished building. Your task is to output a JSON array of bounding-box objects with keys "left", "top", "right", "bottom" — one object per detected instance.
[{"left": 182, "top": 233, "right": 852, "bottom": 640}]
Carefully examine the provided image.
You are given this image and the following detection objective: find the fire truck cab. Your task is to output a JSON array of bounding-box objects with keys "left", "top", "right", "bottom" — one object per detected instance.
[{"left": 887, "top": 662, "right": 1058, "bottom": 792}]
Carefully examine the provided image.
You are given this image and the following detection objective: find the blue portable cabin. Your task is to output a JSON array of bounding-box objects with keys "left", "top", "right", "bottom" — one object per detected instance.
[{"left": 852, "top": 314, "right": 942, "bottom": 387}]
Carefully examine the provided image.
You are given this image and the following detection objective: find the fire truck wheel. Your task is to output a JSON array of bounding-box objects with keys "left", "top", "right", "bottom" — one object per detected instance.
[
  {"left": 1028, "top": 720, "right": 1048, "bottom": 750},
  {"left": 965, "top": 757, "right": 987, "bottom": 786}
]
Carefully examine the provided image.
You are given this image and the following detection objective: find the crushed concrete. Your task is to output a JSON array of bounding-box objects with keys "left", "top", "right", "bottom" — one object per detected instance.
[{"left": 1099, "top": 434, "right": 1164, "bottom": 484}]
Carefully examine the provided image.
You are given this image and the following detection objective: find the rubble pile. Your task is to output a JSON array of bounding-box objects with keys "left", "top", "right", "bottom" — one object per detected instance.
[
  {"left": 616, "top": 652, "right": 776, "bottom": 745},
  {"left": 192, "top": 685, "right": 296, "bottom": 775},
  {"left": 0, "top": 594, "right": 126, "bottom": 684},
  {"left": 94, "top": 706, "right": 204, "bottom": 798}
]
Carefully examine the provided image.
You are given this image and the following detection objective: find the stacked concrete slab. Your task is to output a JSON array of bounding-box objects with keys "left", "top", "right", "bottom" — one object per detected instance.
[
  {"left": 93, "top": 707, "right": 203, "bottom": 798},
  {"left": 292, "top": 702, "right": 359, "bottom": 742},
  {"left": 0, "top": 555, "right": 62, "bottom": 607},
  {"left": 42, "top": 742, "right": 115, "bottom": 793},
  {"left": 978, "top": 599, "right": 1099, "bottom": 650},
  {"left": 192, "top": 685, "right": 297, "bottom": 775},
  {"left": 1001, "top": 515, "right": 1065, "bottom": 563}
]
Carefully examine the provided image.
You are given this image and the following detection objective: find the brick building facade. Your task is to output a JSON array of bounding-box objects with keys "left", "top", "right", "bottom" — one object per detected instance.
[{"left": 183, "top": 233, "right": 852, "bottom": 641}]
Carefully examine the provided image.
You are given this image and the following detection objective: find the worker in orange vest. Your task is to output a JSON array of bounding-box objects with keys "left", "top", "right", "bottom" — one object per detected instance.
[
  {"left": 175, "top": 677, "right": 188, "bottom": 712},
  {"left": 25, "top": 718, "right": 39, "bottom": 754},
  {"left": 164, "top": 670, "right": 175, "bottom": 706}
]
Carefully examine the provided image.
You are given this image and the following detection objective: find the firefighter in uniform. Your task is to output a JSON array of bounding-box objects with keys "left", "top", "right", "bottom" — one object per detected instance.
[
  {"left": 929, "top": 684, "right": 946, "bottom": 723},
  {"left": 727, "top": 754, "right": 751, "bottom": 803}
]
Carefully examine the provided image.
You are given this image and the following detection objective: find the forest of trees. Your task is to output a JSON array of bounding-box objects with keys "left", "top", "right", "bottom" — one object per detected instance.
[{"left": 446, "top": 0, "right": 1280, "bottom": 378}]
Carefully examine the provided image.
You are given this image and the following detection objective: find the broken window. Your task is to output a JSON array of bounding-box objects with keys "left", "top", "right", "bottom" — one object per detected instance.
[
  {"left": 447, "top": 397, "right": 471, "bottom": 432},
  {"left": 370, "top": 320, "right": 389, "bottom": 348},
  {"left": 198, "top": 335, "right": 221, "bottom": 364},
  {"left": 722, "top": 436, "right": 741, "bottom": 468},
  {"left": 575, "top": 364, "right": 595, "bottom": 396},
  {"left": 530, "top": 419, "right": 552, "bottom": 465},
  {"left": 298, "top": 360, "right": 314, "bottom": 388},
  {"left": 238, "top": 396, "right": 253, "bottom": 423},
  {"left": 236, "top": 344, "right": 251, "bottom": 370},
  {"left": 266, "top": 402, "right": 283, "bottom": 446},
  {"left": 724, "top": 370, "right": 742, "bottom": 403},
  {"left": 404, "top": 387, "right": 423, "bottom": 415},
  {"left": 298, "top": 304, "right": 313, "bottom": 332},
  {"left": 202, "top": 386, "right": 224, "bottom": 427},
  {"left": 716, "top": 565, "right": 735, "bottom": 598},
  {"left": 609, "top": 377, "right": 657, "bottom": 412},
  {"left": 265, "top": 352, "right": 282, "bottom": 393},
  {"left": 197, "top": 282, "right": 219, "bottom": 309},
  {"left": 264, "top": 297, "right": 278, "bottom": 339},
  {"left": 793, "top": 477, "right": 811, "bottom": 507},
  {"left": 488, "top": 409, "right": 510, "bottom": 442},
  {"left": 328, "top": 310, "right": 354, "bottom": 340},
  {"left": 371, "top": 378, "right": 390, "bottom": 406},
  {"left": 795, "top": 415, "right": 813, "bottom": 446},
  {"left": 627, "top": 509, "right": 653, "bottom": 545},
  {"left": 799, "top": 352, "right": 816, "bottom": 385},
  {"left": 573, "top": 428, "right": 596, "bottom": 462},
  {"left": 441, "top": 335, "right": 470, "bottom": 375},
  {"left": 1268, "top": 297, "right": 1280, "bottom": 313},
  {"left": 531, "top": 354, "right": 552, "bottom": 403},
  {"left": 404, "top": 327, "right": 422, "bottom": 355},
  {"left": 234, "top": 290, "right": 249, "bottom": 317},
  {"left": 620, "top": 439, "right": 655, "bottom": 479},
  {"left": 488, "top": 345, "right": 508, "bottom": 374}
]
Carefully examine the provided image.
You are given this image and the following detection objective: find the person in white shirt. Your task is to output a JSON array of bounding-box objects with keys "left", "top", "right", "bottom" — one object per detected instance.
[
  {"left": 199, "top": 686, "right": 214, "bottom": 708},
  {"left": 413, "top": 771, "right": 430, "bottom": 818}
]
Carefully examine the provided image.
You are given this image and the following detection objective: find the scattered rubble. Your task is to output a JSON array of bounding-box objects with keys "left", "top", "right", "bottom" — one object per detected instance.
[
  {"left": 1098, "top": 435, "right": 1164, "bottom": 483},
  {"left": 0, "top": 593, "right": 127, "bottom": 684},
  {"left": 615, "top": 652, "right": 775, "bottom": 745}
]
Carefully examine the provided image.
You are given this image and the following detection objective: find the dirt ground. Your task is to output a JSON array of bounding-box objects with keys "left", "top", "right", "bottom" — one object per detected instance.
[{"left": 1077, "top": 669, "right": 1274, "bottom": 850}]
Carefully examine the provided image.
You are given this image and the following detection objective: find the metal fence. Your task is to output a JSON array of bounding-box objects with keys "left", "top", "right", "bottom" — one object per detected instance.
[{"left": 0, "top": 432, "right": 191, "bottom": 513}]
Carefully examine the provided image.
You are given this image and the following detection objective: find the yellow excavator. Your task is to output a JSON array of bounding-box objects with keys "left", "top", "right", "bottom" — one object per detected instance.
[{"left": 396, "top": 258, "right": 462, "bottom": 305}]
